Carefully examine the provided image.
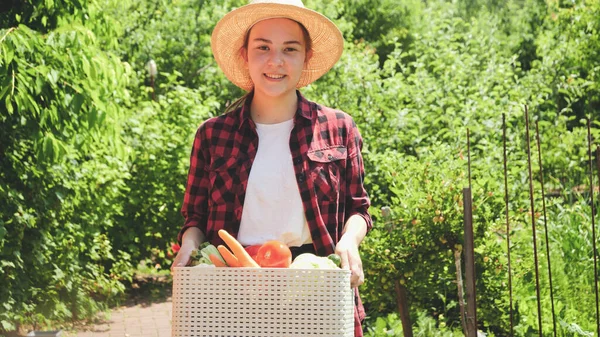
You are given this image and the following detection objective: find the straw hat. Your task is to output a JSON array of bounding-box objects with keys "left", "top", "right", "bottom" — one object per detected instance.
[{"left": 211, "top": 0, "right": 344, "bottom": 91}]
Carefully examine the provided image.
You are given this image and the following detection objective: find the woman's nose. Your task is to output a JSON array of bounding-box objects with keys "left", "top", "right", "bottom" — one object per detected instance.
[{"left": 268, "top": 51, "right": 284, "bottom": 66}]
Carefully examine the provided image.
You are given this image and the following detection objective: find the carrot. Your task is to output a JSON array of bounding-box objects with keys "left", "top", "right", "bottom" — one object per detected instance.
[
  {"left": 217, "top": 245, "right": 242, "bottom": 267},
  {"left": 218, "top": 229, "right": 260, "bottom": 268},
  {"left": 209, "top": 254, "right": 227, "bottom": 267}
]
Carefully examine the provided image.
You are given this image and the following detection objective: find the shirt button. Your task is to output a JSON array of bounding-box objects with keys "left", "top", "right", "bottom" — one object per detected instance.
[
  {"left": 327, "top": 154, "right": 334, "bottom": 160},
  {"left": 294, "top": 157, "right": 302, "bottom": 165},
  {"left": 297, "top": 172, "right": 305, "bottom": 183}
]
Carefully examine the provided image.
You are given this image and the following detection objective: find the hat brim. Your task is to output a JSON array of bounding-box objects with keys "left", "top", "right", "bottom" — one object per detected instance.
[{"left": 211, "top": 3, "right": 344, "bottom": 91}]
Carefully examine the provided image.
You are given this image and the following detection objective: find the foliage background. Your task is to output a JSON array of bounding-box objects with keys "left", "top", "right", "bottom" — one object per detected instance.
[{"left": 1, "top": 0, "right": 599, "bottom": 335}]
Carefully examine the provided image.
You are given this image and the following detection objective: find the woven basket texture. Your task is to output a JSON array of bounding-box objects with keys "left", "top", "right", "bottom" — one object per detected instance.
[{"left": 171, "top": 267, "right": 354, "bottom": 337}]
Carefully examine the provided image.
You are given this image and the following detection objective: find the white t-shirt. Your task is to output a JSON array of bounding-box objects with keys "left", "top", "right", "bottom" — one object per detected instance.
[{"left": 237, "top": 118, "right": 312, "bottom": 247}]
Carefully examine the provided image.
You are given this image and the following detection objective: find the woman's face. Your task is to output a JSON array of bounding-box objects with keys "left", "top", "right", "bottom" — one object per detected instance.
[{"left": 242, "top": 18, "right": 312, "bottom": 98}]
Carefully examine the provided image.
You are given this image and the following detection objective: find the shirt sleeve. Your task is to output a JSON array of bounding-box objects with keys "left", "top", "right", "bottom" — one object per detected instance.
[
  {"left": 344, "top": 118, "right": 373, "bottom": 233},
  {"left": 177, "top": 123, "right": 211, "bottom": 244}
]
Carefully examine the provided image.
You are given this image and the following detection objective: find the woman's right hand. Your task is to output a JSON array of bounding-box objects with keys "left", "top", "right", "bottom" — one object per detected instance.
[
  {"left": 171, "top": 243, "right": 196, "bottom": 272},
  {"left": 171, "top": 227, "right": 206, "bottom": 273}
]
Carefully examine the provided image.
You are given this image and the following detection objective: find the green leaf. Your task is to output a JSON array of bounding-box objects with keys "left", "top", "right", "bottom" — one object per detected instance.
[
  {"left": 1, "top": 320, "right": 15, "bottom": 331},
  {"left": 26, "top": 94, "right": 40, "bottom": 115},
  {"left": 89, "top": 58, "right": 98, "bottom": 81},
  {"left": 88, "top": 108, "right": 97, "bottom": 127},
  {"left": 0, "top": 225, "right": 6, "bottom": 242},
  {"left": 34, "top": 76, "right": 44, "bottom": 95},
  {"left": 0, "top": 74, "right": 11, "bottom": 100},
  {"left": 2, "top": 44, "right": 14, "bottom": 65},
  {"left": 47, "top": 69, "right": 59, "bottom": 85},
  {"left": 81, "top": 56, "right": 91, "bottom": 79},
  {"left": 42, "top": 135, "right": 54, "bottom": 161},
  {"left": 71, "top": 93, "right": 85, "bottom": 115},
  {"left": 1, "top": 260, "right": 14, "bottom": 268},
  {"left": 5, "top": 95, "right": 13, "bottom": 114}
]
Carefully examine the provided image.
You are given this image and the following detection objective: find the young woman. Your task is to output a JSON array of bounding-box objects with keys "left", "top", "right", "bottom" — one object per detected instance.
[{"left": 172, "top": 1, "right": 372, "bottom": 335}]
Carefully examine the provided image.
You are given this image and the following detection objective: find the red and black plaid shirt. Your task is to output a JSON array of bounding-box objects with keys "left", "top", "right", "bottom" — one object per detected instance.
[{"left": 178, "top": 91, "right": 372, "bottom": 336}]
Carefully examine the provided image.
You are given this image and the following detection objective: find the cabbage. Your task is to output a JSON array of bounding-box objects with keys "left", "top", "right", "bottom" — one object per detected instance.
[{"left": 289, "top": 253, "right": 339, "bottom": 269}]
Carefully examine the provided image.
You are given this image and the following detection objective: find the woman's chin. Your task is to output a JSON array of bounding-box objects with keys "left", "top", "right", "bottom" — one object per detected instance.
[{"left": 254, "top": 84, "right": 297, "bottom": 98}]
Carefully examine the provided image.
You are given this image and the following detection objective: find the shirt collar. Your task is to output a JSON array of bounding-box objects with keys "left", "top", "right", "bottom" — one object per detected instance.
[{"left": 237, "top": 90, "right": 317, "bottom": 130}]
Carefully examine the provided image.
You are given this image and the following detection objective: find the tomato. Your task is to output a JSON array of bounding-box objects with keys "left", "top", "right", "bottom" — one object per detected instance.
[
  {"left": 244, "top": 244, "right": 262, "bottom": 262},
  {"left": 255, "top": 241, "right": 292, "bottom": 268}
]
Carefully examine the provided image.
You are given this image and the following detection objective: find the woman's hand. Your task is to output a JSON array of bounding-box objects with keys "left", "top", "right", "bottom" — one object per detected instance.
[
  {"left": 335, "top": 236, "right": 364, "bottom": 288},
  {"left": 171, "top": 227, "right": 205, "bottom": 273},
  {"left": 337, "top": 214, "right": 368, "bottom": 288},
  {"left": 170, "top": 243, "right": 195, "bottom": 272}
]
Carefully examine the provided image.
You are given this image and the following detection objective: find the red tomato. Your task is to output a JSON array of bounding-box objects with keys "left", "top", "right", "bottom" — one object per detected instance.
[
  {"left": 255, "top": 241, "right": 292, "bottom": 268},
  {"left": 244, "top": 244, "right": 262, "bottom": 262}
]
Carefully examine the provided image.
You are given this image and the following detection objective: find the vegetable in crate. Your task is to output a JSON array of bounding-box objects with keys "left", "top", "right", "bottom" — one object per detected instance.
[
  {"left": 218, "top": 229, "right": 260, "bottom": 267},
  {"left": 188, "top": 242, "right": 226, "bottom": 266},
  {"left": 254, "top": 240, "right": 292, "bottom": 268},
  {"left": 244, "top": 244, "right": 262, "bottom": 261},
  {"left": 289, "top": 253, "right": 342, "bottom": 269}
]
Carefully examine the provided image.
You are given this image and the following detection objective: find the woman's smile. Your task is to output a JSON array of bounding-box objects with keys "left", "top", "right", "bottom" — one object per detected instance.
[{"left": 264, "top": 73, "right": 286, "bottom": 80}]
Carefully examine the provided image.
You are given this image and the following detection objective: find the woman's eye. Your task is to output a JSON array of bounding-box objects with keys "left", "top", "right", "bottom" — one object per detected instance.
[
  {"left": 257, "top": 46, "right": 269, "bottom": 50},
  {"left": 285, "top": 48, "right": 298, "bottom": 52}
]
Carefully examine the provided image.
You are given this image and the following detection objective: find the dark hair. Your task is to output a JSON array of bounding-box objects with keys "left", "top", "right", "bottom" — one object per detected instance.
[{"left": 225, "top": 20, "right": 312, "bottom": 113}]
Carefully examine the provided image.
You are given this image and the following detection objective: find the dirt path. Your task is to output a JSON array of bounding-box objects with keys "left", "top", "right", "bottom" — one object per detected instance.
[{"left": 69, "top": 297, "right": 172, "bottom": 337}]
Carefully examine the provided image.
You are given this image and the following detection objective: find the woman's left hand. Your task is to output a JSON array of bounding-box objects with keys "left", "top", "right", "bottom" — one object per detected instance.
[{"left": 335, "top": 236, "right": 364, "bottom": 288}]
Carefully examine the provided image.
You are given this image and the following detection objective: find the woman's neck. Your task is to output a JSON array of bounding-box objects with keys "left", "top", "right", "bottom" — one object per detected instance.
[{"left": 250, "top": 90, "right": 297, "bottom": 124}]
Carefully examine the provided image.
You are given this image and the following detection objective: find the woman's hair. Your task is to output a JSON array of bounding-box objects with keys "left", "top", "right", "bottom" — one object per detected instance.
[
  {"left": 242, "top": 19, "right": 312, "bottom": 55},
  {"left": 224, "top": 20, "right": 312, "bottom": 113}
]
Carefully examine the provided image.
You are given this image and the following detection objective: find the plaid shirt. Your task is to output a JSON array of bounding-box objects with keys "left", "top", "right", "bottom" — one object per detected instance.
[{"left": 178, "top": 91, "right": 372, "bottom": 336}]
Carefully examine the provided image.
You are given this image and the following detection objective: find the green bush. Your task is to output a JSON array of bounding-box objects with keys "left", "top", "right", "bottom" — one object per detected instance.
[
  {"left": 366, "top": 311, "right": 465, "bottom": 337},
  {"left": 0, "top": 21, "right": 132, "bottom": 329},
  {"left": 101, "top": 0, "right": 244, "bottom": 97},
  {"left": 360, "top": 145, "right": 507, "bottom": 333},
  {"left": 112, "top": 74, "right": 217, "bottom": 269}
]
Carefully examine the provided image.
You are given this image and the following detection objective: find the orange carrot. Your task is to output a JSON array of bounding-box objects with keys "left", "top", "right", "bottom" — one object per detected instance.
[
  {"left": 218, "top": 229, "right": 260, "bottom": 268},
  {"left": 217, "top": 245, "right": 242, "bottom": 267},
  {"left": 209, "top": 254, "right": 227, "bottom": 267}
]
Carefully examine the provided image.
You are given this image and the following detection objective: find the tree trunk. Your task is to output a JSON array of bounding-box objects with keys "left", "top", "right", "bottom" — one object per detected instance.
[{"left": 394, "top": 280, "right": 413, "bottom": 337}]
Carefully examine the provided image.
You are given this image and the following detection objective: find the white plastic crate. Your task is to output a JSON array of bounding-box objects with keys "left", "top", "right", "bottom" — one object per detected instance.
[{"left": 171, "top": 267, "right": 354, "bottom": 337}]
